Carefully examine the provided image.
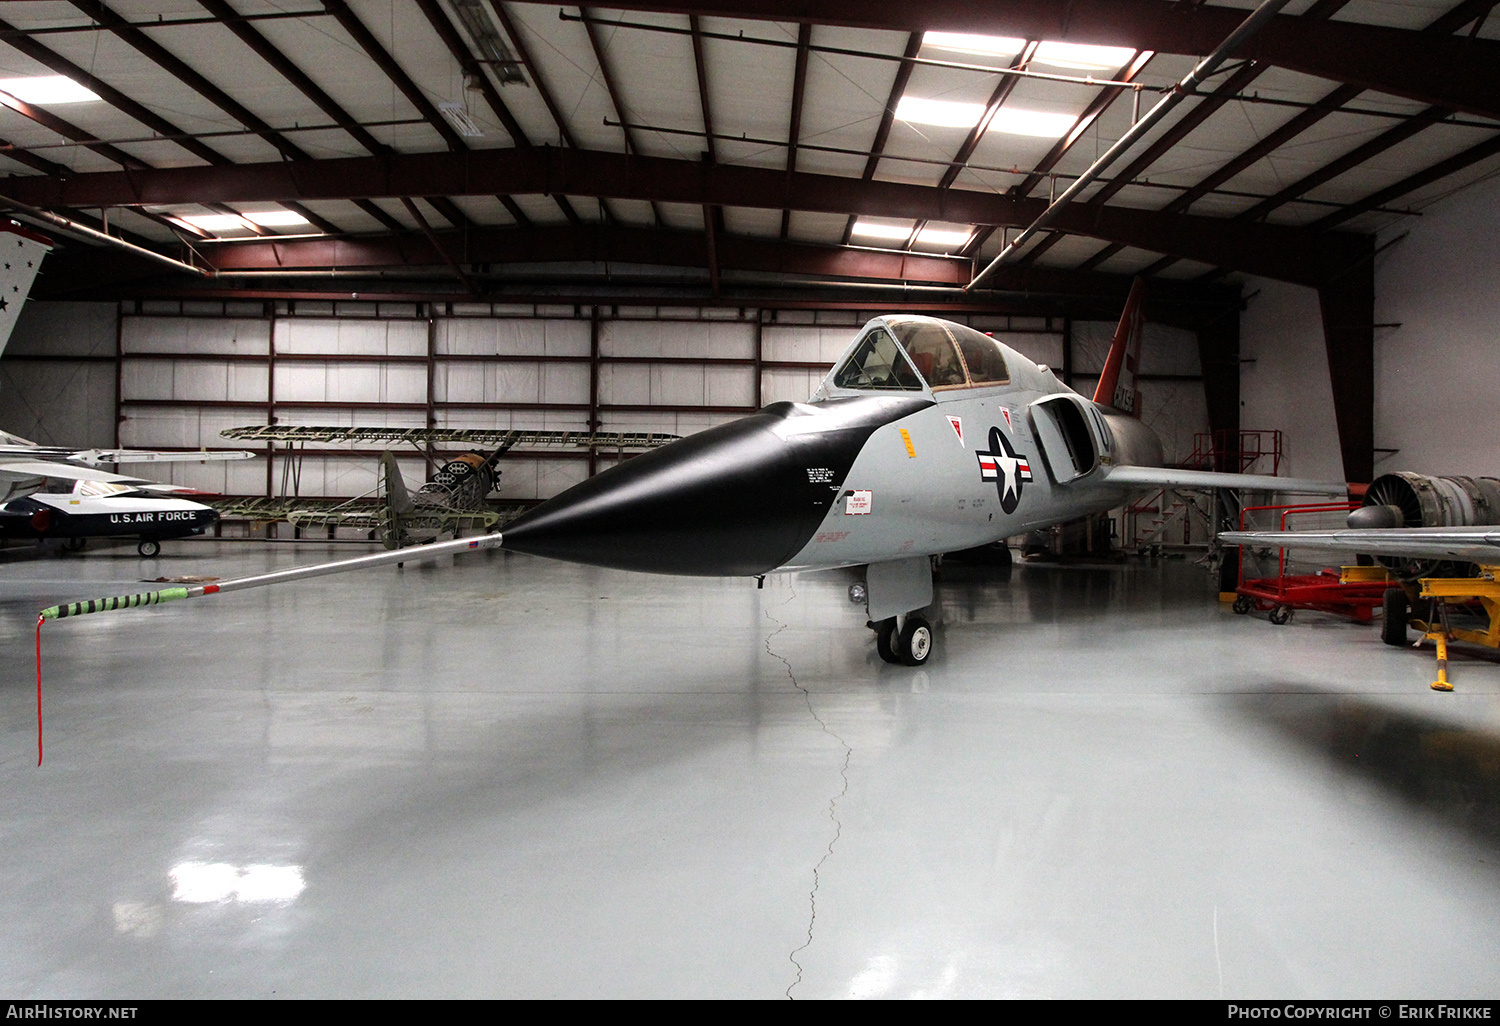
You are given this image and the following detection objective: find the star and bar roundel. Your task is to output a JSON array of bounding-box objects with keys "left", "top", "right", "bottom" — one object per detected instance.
[{"left": 976, "top": 425, "right": 1032, "bottom": 515}]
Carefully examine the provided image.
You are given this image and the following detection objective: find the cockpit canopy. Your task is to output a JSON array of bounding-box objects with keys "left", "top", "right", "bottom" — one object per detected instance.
[
  {"left": 830, "top": 317, "right": 1011, "bottom": 393},
  {"left": 71, "top": 479, "right": 142, "bottom": 498}
]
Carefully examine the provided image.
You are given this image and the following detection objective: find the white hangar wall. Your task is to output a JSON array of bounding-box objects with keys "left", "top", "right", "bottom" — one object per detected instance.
[
  {"left": 1370, "top": 172, "right": 1500, "bottom": 479},
  {"left": 1241, "top": 173, "right": 1500, "bottom": 484},
  {"left": 0, "top": 299, "right": 1216, "bottom": 503},
  {"left": 0, "top": 300, "right": 116, "bottom": 448},
  {"left": 5, "top": 302, "right": 1176, "bottom": 501},
  {"left": 1238, "top": 279, "right": 1345, "bottom": 482}
]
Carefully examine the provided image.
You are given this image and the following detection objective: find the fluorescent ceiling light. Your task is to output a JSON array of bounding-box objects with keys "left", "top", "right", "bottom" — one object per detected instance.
[
  {"left": 921, "top": 31, "right": 1025, "bottom": 58},
  {"left": 0, "top": 75, "right": 100, "bottom": 104},
  {"left": 439, "top": 102, "right": 483, "bottom": 138},
  {"left": 895, "top": 96, "right": 986, "bottom": 129},
  {"left": 915, "top": 227, "right": 973, "bottom": 247},
  {"left": 851, "top": 221, "right": 914, "bottom": 241},
  {"left": 241, "top": 210, "right": 309, "bottom": 227},
  {"left": 1032, "top": 41, "right": 1137, "bottom": 71},
  {"left": 988, "top": 108, "right": 1079, "bottom": 138}
]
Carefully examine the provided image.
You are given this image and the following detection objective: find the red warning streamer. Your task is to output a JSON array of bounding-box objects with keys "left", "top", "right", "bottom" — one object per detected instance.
[{"left": 34, "top": 614, "right": 43, "bottom": 766}]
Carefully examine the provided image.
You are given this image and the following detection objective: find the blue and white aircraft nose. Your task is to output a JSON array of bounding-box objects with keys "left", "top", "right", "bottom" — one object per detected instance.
[{"left": 501, "top": 396, "right": 931, "bottom": 576}]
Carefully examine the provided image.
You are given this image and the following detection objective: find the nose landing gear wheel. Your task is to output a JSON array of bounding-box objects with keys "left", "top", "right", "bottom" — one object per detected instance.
[
  {"left": 898, "top": 615, "right": 932, "bottom": 666},
  {"left": 137, "top": 539, "right": 161, "bottom": 558}
]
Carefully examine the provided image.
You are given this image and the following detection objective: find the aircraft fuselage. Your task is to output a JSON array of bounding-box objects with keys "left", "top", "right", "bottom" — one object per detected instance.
[{"left": 501, "top": 316, "right": 1165, "bottom": 578}]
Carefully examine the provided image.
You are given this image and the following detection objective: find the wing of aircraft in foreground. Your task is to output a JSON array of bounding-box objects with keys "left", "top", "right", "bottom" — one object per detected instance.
[
  {"left": 1221, "top": 472, "right": 1500, "bottom": 568},
  {"left": 1103, "top": 465, "right": 1347, "bottom": 496},
  {"left": 1219, "top": 528, "right": 1500, "bottom": 565}
]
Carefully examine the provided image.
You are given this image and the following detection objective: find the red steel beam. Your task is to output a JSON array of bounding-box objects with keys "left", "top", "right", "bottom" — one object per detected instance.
[
  {"left": 780, "top": 22, "right": 812, "bottom": 240},
  {"left": 0, "top": 12, "right": 228, "bottom": 167},
  {"left": 0, "top": 145, "right": 1365, "bottom": 284},
  {"left": 0, "top": 91, "right": 149, "bottom": 171},
  {"left": 840, "top": 31, "right": 920, "bottom": 246},
  {"left": 1312, "top": 130, "right": 1500, "bottom": 231},
  {"left": 548, "top": 0, "right": 1500, "bottom": 120},
  {"left": 414, "top": 0, "right": 531, "bottom": 149},
  {"left": 979, "top": 0, "right": 1352, "bottom": 264},
  {"left": 412, "top": 0, "right": 534, "bottom": 227},
  {"left": 1074, "top": 80, "right": 1366, "bottom": 272},
  {"left": 198, "top": 223, "right": 973, "bottom": 285},
  {"left": 1116, "top": 0, "right": 1494, "bottom": 275},
  {"left": 321, "top": 0, "right": 466, "bottom": 153},
  {"left": 1237, "top": 105, "right": 1455, "bottom": 223},
  {"left": 906, "top": 42, "right": 1034, "bottom": 253},
  {"left": 67, "top": 0, "right": 340, "bottom": 235},
  {"left": 581, "top": 7, "right": 662, "bottom": 226},
  {"left": 688, "top": 16, "right": 725, "bottom": 239},
  {"left": 1008, "top": 49, "right": 1155, "bottom": 201},
  {"left": 489, "top": 1, "right": 589, "bottom": 226},
  {"left": 198, "top": 0, "right": 385, "bottom": 156},
  {"left": 196, "top": 0, "right": 407, "bottom": 233},
  {"left": 168, "top": 221, "right": 1244, "bottom": 311}
]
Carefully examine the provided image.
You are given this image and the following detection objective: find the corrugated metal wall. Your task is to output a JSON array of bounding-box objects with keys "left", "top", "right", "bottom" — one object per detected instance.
[{"left": 2, "top": 300, "right": 1210, "bottom": 504}]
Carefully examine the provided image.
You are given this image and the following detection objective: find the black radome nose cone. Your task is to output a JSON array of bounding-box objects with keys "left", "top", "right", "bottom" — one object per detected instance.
[{"left": 501, "top": 397, "right": 929, "bottom": 576}]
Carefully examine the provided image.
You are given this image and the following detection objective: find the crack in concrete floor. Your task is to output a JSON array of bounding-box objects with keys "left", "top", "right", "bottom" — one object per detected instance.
[{"left": 762, "top": 586, "right": 853, "bottom": 999}]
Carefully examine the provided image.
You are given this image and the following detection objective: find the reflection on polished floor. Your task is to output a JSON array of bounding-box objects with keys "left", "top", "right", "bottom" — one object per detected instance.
[{"left": 3, "top": 540, "right": 1500, "bottom": 998}]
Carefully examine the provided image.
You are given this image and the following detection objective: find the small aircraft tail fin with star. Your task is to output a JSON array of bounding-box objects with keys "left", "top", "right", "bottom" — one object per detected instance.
[
  {"left": 0, "top": 222, "right": 52, "bottom": 359},
  {"left": 1093, "top": 276, "right": 1146, "bottom": 417}
]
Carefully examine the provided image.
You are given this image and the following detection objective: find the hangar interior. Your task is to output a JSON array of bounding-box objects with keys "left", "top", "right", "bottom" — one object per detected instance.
[{"left": 0, "top": 0, "right": 1498, "bottom": 999}]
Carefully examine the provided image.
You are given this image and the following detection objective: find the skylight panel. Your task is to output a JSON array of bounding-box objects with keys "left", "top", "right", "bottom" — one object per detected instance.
[
  {"left": 241, "top": 210, "right": 310, "bottom": 227},
  {"left": 174, "top": 214, "right": 255, "bottom": 233},
  {"left": 895, "top": 97, "right": 987, "bottom": 129},
  {"left": 852, "top": 222, "right": 973, "bottom": 250},
  {"left": 1032, "top": 41, "right": 1137, "bottom": 71},
  {"left": 921, "top": 31, "right": 1026, "bottom": 58},
  {"left": 0, "top": 75, "right": 100, "bottom": 104},
  {"left": 851, "top": 222, "right": 914, "bottom": 241},
  {"left": 914, "top": 227, "right": 973, "bottom": 247},
  {"left": 988, "top": 108, "right": 1079, "bottom": 138}
]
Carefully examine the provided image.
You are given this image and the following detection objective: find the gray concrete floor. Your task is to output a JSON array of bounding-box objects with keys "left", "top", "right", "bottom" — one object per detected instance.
[{"left": 2, "top": 539, "right": 1499, "bottom": 998}]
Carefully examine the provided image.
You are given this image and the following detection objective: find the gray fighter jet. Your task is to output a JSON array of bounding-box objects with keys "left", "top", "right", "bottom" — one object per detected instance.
[{"left": 44, "top": 281, "right": 1347, "bottom": 664}]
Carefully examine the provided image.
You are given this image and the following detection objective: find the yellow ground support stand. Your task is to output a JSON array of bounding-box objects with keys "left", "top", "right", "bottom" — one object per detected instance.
[{"left": 1417, "top": 565, "right": 1500, "bottom": 692}]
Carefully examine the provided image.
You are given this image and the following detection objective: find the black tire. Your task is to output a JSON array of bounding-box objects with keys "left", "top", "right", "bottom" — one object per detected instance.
[
  {"left": 63, "top": 537, "right": 86, "bottom": 553},
  {"left": 874, "top": 617, "right": 899, "bottom": 663},
  {"left": 137, "top": 539, "right": 161, "bottom": 558},
  {"left": 1232, "top": 595, "right": 1252, "bottom": 615},
  {"left": 1381, "top": 587, "right": 1409, "bottom": 646},
  {"left": 1269, "top": 606, "right": 1292, "bottom": 625},
  {"left": 897, "top": 615, "right": 933, "bottom": 666}
]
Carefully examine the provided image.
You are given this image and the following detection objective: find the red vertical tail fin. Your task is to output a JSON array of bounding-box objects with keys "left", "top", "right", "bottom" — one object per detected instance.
[{"left": 1093, "top": 277, "right": 1147, "bottom": 416}]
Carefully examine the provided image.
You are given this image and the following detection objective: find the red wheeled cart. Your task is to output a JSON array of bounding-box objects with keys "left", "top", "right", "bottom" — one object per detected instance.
[{"left": 1231, "top": 502, "right": 1389, "bottom": 624}]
